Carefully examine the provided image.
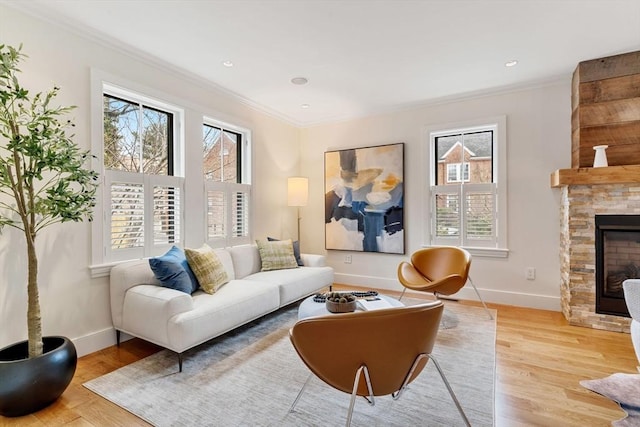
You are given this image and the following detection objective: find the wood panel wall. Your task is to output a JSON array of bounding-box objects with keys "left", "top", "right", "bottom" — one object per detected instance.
[{"left": 571, "top": 51, "right": 640, "bottom": 168}]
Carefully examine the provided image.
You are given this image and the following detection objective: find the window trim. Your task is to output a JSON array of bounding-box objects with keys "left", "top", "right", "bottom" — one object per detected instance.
[
  {"left": 202, "top": 117, "right": 253, "bottom": 249},
  {"left": 424, "top": 116, "right": 508, "bottom": 258},
  {"left": 90, "top": 69, "right": 186, "bottom": 276}
]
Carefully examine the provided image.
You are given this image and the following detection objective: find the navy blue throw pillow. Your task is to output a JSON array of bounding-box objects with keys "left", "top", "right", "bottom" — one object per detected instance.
[{"left": 149, "top": 246, "right": 199, "bottom": 294}]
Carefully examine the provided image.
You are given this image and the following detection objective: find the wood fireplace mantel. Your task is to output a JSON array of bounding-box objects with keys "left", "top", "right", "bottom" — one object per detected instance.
[{"left": 550, "top": 164, "right": 640, "bottom": 187}]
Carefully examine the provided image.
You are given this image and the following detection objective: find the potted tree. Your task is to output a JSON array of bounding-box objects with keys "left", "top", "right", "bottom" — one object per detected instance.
[{"left": 0, "top": 44, "right": 98, "bottom": 417}]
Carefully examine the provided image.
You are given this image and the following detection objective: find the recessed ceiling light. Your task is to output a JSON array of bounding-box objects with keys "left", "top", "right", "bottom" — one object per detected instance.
[
  {"left": 291, "top": 77, "right": 308, "bottom": 85},
  {"left": 222, "top": 60, "right": 234, "bottom": 67},
  {"left": 505, "top": 60, "right": 519, "bottom": 67},
  {"left": 301, "top": 104, "right": 310, "bottom": 109}
]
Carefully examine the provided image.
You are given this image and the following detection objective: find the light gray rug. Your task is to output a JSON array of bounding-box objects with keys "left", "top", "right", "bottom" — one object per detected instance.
[
  {"left": 84, "top": 299, "right": 496, "bottom": 426},
  {"left": 581, "top": 373, "right": 640, "bottom": 427}
]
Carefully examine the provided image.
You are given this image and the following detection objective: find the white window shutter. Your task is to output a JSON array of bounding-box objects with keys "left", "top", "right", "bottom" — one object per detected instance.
[
  {"left": 462, "top": 183, "right": 497, "bottom": 246},
  {"left": 431, "top": 183, "right": 497, "bottom": 248},
  {"left": 206, "top": 182, "right": 251, "bottom": 247},
  {"left": 149, "top": 175, "right": 184, "bottom": 252},
  {"left": 105, "top": 170, "right": 184, "bottom": 261},
  {"left": 431, "top": 185, "right": 462, "bottom": 246}
]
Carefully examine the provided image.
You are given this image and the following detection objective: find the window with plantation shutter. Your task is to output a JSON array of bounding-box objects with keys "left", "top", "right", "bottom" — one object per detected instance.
[
  {"left": 100, "top": 85, "right": 184, "bottom": 263},
  {"left": 203, "top": 121, "right": 252, "bottom": 248},
  {"left": 90, "top": 74, "right": 252, "bottom": 276},
  {"left": 427, "top": 117, "right": 508, "bottom": 257}
]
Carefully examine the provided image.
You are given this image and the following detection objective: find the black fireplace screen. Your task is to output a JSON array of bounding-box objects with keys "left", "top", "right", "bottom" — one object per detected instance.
[{"left": 595, "top": 215, "right": 640, "bottom": 318}]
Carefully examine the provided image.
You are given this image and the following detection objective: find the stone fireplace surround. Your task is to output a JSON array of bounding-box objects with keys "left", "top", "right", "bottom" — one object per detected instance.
[{"left": 560, "top": 183, "right": 639, "bottom": 332}]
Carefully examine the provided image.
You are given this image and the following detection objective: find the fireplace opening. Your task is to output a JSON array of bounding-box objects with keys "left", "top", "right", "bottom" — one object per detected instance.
[{"left": 595, "top": 215, "right": 640, "bottom": 318}]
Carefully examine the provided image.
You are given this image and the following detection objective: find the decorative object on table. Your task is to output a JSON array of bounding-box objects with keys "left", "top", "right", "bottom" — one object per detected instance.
[
  {"left": 287, "top": 176, "right": 308, "bottom": 246},
  {"left": 325, "top": 292, "right": 357, "bottom": 313},
  {"left": 0, "top": 44, "right": 98, "bottom": 417},
  {"left": 312, "top": 290, "right": 379, "bottom": 303},
  {"left": 593, "top": 144, "right": 609, "bottom": 167},
  {"left": 581, "top": 373, "right": 640, "bottom": 427},
  {"left": 324, "top": 143, "right": 404, "bottom": 254}
]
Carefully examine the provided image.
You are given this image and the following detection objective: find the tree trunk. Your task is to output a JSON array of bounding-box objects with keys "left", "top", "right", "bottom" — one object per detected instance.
[{"left": 25, "top": 230, "right": 42, "bottom": 358}]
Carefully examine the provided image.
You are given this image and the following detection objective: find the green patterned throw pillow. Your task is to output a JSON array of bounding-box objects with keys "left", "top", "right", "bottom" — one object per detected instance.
[
  {"left": 256, "top": 239, "right": 299, "bottom": 271},
  {"left": 185, "top": 244, "right": 229, "bottom": 294}
]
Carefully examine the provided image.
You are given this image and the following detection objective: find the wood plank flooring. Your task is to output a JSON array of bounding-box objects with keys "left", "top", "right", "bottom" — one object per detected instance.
[{"left": 1, "top": 286, "right": 637, "bottom": 427}]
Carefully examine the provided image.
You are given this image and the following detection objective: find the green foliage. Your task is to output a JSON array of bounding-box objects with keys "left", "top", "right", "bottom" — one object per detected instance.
[
  {"left": 0, "top": 44, "right": 98, "bottom": 234},
  {"left": 0, "top": 43, "right": 98, "bottom": 358}
]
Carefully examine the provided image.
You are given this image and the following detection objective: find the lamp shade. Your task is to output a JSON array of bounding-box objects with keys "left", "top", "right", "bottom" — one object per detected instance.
[{"left": 288, "top": 177, "right": 309, "bottom": 207}]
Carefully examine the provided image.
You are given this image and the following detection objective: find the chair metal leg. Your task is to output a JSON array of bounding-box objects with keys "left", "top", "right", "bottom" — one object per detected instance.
[
  {"left": 428, "top": 355, "right": 471, "bottom": 427},
  {"left": 393, "top": 353, "right": 428, "bottom": 400},
  {"left": 468, "top": 276, "right": 493, "bottom": 320},
  {"left": 398, "top": 287, "right": 407, "bottom": 301},
  {"left": 347, "top": 365, "right": 374, "bottom": 427},
  {"left": 289, "top": 373, "right": 313, "bottom": 413}
]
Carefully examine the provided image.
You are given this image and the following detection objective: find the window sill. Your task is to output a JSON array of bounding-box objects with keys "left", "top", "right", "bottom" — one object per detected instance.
[{"left": 89, "top": 260, "right": 131, "bottom": 279}]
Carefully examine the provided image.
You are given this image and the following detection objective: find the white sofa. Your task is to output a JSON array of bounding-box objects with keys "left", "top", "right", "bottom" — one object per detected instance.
[
  {"left": 623, "top": 279, "right": 640, "bottom": 368},
  {"left": 110, "top": 244, "right": 334, "bottom": 371}
]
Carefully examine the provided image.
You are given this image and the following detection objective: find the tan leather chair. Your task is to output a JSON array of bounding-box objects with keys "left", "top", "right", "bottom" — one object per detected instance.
[
  {"left": 397, "top": 246, "right": 492, "bottom": 319},
  {"left": 289, "top": 301, "right": 470, "bottom": 426}
]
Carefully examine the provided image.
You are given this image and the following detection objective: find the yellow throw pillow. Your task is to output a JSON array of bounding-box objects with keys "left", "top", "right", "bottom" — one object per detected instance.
[
  {"left": 185, "top": 244, "right": 229, "bottom": 294},
  {"left": 256, "top": 239, "right": 299, "bottom": 271}
]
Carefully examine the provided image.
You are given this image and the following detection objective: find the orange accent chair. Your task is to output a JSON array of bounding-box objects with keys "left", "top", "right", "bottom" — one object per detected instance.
[
  {"left": 397, "top": 246, "right": 492, "bottom": 319},
  {"left": 288, "top": 301, "right": 470, "bottom": 426}
]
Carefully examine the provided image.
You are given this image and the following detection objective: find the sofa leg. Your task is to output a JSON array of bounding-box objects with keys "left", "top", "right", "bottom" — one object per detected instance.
[
  {"left": 116, "top": 330, "right": 121, "bottom": 347},
  {"left": 178, "top": 353, "right": 183, "bottom": 372}
]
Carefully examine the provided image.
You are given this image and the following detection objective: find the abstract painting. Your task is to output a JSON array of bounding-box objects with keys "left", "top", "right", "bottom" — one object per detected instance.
[{"left": 324, "top": 143, "right": 404, "bottom": 254}]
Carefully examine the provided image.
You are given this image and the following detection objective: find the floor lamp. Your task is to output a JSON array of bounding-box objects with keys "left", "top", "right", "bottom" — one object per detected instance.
[{"left": 287, "top": 177, "right": 309, "bottom": 245}]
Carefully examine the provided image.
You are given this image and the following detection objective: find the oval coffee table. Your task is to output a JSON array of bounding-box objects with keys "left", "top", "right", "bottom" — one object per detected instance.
[{"left": 298, "top": 293, "right": 403, "bottom": 320}]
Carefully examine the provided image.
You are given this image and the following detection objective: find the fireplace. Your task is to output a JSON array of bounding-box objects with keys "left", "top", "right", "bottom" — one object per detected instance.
[{"left": 595, "top": 215, "right": 640, "bottom": 318}]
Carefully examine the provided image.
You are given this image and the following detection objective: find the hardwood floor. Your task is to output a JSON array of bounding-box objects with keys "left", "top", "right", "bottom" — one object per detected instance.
[{"left": 2, "top": 287, "right": 637, "bottom": 427}]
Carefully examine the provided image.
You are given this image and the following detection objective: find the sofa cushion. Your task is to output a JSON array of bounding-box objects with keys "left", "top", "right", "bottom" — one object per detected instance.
[
  {"left": 267, "top": 237, "right": 303, "bottom": 266},
  {"left": 214, "top": 248, "right": 235, "bottom": 281},
  {"left": 185, "top": 244, "right": 229, "bottom": 294},
  {"left": 149, "top": 246, "right": 199, "bottom": 294},
  {"left": 256, "top": 239, "right": 298, "bottom": 271},
  {"left": 229, "top": 244, "right": 262, "bottom": 279},
  {"left": 167, "top": 280, "right": 280, "bottom": 352},
  {"left": 245, "top": 266, "right": 334, "bottom": 306}
]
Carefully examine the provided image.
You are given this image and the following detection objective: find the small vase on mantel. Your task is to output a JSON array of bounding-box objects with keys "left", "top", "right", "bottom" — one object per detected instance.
[{"left": 593, "top": 145, "right": 609, "bottom": 168}]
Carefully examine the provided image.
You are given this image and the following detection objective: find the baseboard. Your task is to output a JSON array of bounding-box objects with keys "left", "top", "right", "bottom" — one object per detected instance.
[
  {"left": 333, "top": 272, "right": 561, "bottom": 312},
  {"left": 71, "top": 327, "right": 133, "bottom": 357}
]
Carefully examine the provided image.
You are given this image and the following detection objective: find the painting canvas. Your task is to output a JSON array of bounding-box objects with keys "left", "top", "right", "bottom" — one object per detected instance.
[{"left": 324, "top": 143, "right": 404, "bottom": 254}]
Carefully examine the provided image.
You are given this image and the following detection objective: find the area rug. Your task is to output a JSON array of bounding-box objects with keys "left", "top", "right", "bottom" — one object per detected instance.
[
  {"left": 581, "top": 373, "right": 640, "bottom": 427},
  {"left": 84, "top": 299, "right": 496, "bottom": 426}
]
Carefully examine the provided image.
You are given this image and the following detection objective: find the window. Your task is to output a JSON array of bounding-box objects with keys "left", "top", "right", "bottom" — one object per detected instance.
[
  {"left": 203, "top": 121, "right": 251, "bottom": 248},
  {"left": 446, "top": 163, "right": 470, "bottom": 183},
  {"left": 101, "top": 85, "right": 184, "bottom": 262},
  {"left": 427, "top": 117, "right": 507, "bottom": 257}
]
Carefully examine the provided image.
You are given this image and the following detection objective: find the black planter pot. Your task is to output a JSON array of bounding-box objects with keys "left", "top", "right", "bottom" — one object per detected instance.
[{"left": 0, "top": 336, "right": 77, "bottom": 417}]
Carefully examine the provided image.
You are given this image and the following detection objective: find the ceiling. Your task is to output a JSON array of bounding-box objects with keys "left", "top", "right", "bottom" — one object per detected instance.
[{"left": 6, "top": 0, "right": 640, "bottom": 127}]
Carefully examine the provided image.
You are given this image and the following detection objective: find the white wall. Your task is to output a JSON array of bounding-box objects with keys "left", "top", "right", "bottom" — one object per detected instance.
[
  {"left": 300, "top": 82, "right": 572, "bottom": 310},
  {"left": 0, "top": 6, "right": 301, "bottom": 355}
]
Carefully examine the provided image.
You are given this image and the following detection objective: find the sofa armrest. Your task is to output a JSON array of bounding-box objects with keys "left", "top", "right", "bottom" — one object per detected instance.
[
  {"left": 300, "top": 253, "right": 326, "bottom": 267},
  {"left": 110, "top": 259, "right": 160, "bottom": 329},
  {"left": 121, "top": 285, "right": 194, "bottom": 348}
]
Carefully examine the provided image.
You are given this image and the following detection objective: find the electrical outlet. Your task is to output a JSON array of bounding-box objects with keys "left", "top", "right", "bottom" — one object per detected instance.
[
  {"left": 526, "top": 267, "right": 536, "bottom": 280},
  {"left": 344, "top": 254, "right": 352, "bottom": 264}
]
